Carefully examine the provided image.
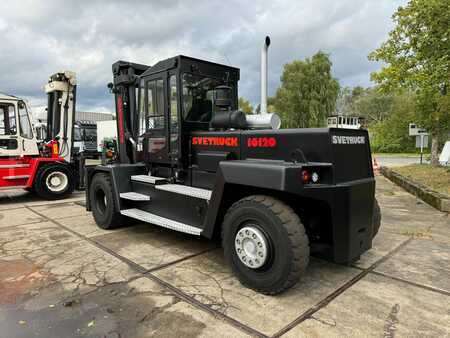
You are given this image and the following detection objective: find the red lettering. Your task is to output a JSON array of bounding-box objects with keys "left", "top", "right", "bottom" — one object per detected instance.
[
  {"left": 246, "top": 137, "right": 277, "bottom": 148},
  {"left": 268, "top": 137, "right": 277, "bottom": 147}
]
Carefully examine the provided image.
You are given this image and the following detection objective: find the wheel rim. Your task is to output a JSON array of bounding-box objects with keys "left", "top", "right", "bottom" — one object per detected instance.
[
  {"left": 235, "top": 225, "right": 269, "bottom": 269},
  {"left": 45, "top": 171, "right": 68, "bottom": 192}
]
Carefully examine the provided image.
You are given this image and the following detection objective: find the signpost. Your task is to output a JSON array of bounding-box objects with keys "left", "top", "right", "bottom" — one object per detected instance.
[{"left": 409, "top": 123, "right": 429, "bottom": 164}]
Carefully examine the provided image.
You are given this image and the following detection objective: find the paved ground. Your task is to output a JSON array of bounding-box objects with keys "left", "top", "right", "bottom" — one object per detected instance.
[
  {"left": 0, "top": 176, "right": 448, "bottom": 337},
  {"left": 376, "top": 155, "right": 424, "bottom": 167}
]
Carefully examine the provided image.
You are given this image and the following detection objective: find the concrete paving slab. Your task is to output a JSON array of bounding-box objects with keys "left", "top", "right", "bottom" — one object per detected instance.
[
  {"left": 0, "top": 190, "right": 85, "bottom": 211},
  {"left": 57, "top": 214, "right": 133, "bottom": 238},
  {"left": 91, "top": 224, "right": 217, "bottom": 270},
  {"left": 1, "top": 276, "right": 249, "bottom": 338},
  {"left": 30, "top": 202, "right": 89, "bottom": 220},
  {"left": 353, "top": 230, "right": 410, "bottom": 269},
  {"left": 375, "top": 239, "right": 450, "bottom": 294},
  {"left": 376, "top": 175, "right": 448, "bottom": 238},
  {"left": 0, "top": 221, "right": 137, "bottom": 303},
  {"left": 153, "top": 250, "right": 360, "bottom": 336},
  {"left": 0, "top": 221, "right": 79, "bottom": 258},
  {"left": 0, "top": 207, "right": 44, "bottom": 228},
  {"left": 283, "top": 273, "right": 450, "bottom": 337}
]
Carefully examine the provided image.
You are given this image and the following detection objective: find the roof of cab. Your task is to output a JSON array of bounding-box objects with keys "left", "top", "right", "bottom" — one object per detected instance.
[
  {"left": 140, "top": 55, "right": 240, "bottom": 78},
  {"left": 0, "top": 92, "right": 21, "bottom": 101}
]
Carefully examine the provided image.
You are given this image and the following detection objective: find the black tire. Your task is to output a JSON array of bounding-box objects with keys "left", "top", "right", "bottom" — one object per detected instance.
[
  {"left": 372, "top": 198, "right": 381, "bottom": 238},
  {"left": 222, "top": 195, "right": 309, "bottom": 295},
  {"left": 34, "top": 164, "right": 75, "bottom": 200},
  {"left": 89, "top": 173, "right": 127, "bottom": 229}
]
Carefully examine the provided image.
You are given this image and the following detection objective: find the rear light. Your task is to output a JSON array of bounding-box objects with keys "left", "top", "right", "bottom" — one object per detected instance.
[
  {"left": 312, "top": 172, "right": 319, "bottom": 183},
  {"left": 301, "top": 170, "right": 311, "bottom": 184},
  {"left": 301, "top": 169, "right": 320, "bottom": 184}
]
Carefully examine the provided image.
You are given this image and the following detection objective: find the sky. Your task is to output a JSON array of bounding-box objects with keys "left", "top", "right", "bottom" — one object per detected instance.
[{"left": 0, "top": 0, "right": 407, "bottom": 115}]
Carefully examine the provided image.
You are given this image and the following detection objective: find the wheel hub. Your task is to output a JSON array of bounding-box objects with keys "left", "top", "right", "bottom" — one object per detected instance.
[
  {"left": 235, "top": 226, "right": 268, "bottom": 269},
  {"left": 45, "top": 171, "right": 68, "bottom": 192}
]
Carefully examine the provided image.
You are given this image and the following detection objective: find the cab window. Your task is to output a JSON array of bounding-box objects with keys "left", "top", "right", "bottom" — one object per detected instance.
[
  {"left": 18, "top": 101, "right": 33, "bottom": 139},
  {"left": 0, "top": 104, "right": 17, "bottom": 135},
  {"left": 146, "top": 79, "right": 165, "bottom": 129},
  {"left": 182, "top": 73, "right": 232, "bottom": 123},
  {"left": 138, "top": 79, "right": 145, "bottom": 135}
]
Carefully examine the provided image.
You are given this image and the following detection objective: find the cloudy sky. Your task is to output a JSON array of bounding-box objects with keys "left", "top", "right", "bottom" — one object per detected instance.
[{"left": 0, "top": 0, "right": 406, "bottom": 114}]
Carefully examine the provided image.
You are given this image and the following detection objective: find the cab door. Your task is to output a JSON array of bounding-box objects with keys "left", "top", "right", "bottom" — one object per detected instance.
[
  {"left": 0, "top": 101, "right": 20, "bottom": 157},
  {"left": 17, "top": 101, "right": 39, "bottom": 156},
  {"left": 143, "top": 75, "right": 169, "bottom": 165}
]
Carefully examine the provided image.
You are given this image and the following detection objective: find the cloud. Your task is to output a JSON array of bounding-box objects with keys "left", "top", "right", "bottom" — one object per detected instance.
[{"left": 0, "top": 0, "right": 406, "bottom": 112}]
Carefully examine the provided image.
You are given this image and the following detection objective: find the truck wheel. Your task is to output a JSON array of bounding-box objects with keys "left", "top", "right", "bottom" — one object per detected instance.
[
  {"left": 89, "top": 173, "right": 126, "bottom": 229},
  {"left": 222, "top": 195, "right": 309, "bottom": 295},
  {"left": 34, "top": 164, "right": 74, "bottom": 200},
  {"left": 372, "top": 198, "right": 381, "bottom": 238}
]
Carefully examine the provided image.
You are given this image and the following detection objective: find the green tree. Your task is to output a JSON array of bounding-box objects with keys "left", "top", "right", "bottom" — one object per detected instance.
[
  {"left": 369, "top": 91, "right": 417, "bottom": 152},
  {"left": 369, "top": 0, "right": 450, "bottom": 165},
  {"left": 274, "top": 51, "right": 340, "bottom": 128},
  {"left": 353, "top": 87, "right": 395, "bottom": 124},
  {"left": 238, "top": 97, "right": 253, "bottom": 114}
]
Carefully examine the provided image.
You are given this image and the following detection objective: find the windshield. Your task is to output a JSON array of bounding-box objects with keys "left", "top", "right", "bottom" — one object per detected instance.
[
  {"left": 182, "top": 73, "right": 233, "bottom": 122},
  {"left": 84, "top": 128, "right": 97, "bottom": 142}
]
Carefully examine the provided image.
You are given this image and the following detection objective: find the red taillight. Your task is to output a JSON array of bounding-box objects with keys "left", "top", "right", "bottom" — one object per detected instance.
[{"left": 301, "top": 170, "right": 311, "bottom": 184}]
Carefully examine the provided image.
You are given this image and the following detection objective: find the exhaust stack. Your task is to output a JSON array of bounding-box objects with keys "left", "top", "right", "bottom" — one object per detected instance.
[{"left": 260, "top": 36, "right": 270, "bottom": 115}]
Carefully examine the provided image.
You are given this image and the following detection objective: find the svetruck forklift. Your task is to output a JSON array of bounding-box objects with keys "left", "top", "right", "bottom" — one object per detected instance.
[
  {"left": 86, "top": 37, "right": 381, "bottom": 294},
  {"left": 0, "top": 71, "right": 79, "bottom": 199}
]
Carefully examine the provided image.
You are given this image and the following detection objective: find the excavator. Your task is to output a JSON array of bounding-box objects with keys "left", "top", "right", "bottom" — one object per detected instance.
[{"left": 0, "top": 71, "right": 79, "bottom": 199}]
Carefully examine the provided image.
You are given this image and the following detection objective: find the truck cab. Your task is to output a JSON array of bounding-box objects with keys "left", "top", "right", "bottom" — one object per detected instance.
[
  {"left": 73, "top": 120, "right": 98, "bottom": 157},
  {"left": 0, "top": 93, "right": 39, "bottom": 158}
]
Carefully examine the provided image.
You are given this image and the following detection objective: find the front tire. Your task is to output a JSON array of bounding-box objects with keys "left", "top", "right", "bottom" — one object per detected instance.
[
  {"left": 222, "top": 195, "right": 309, "bottom": 295},
  {"left": 89, "top": 173, "right": 127, "bottom": 229},
  {"left": 34, "top": 164, "right": 74, "bottom": 200}
]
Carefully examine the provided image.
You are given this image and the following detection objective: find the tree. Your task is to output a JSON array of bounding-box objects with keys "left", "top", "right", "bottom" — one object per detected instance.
[
  {"left": 369, "top": 0, "right": 450, "bottom": 165},
  {"left": 274, "top": 51, "right": 340, "bottom": 128},
  {"left": 238, "top": 97, "right": 253, "bottom": 114},
  {"left": 369, "top": 91, "right": 417, "bottom": 152},
  {"left": 352, "top": 87, "right": 395, "bottom": 124}
]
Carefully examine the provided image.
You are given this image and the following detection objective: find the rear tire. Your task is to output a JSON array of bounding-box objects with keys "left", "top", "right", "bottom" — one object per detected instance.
[
  {"left": 372, "top": 198, "right": 381, "bottom": 238},
  {"left": 222, "top": 195, "right": 309, "bottom": 295},
  {"left": 34, "top": 164, "right": 74, "bottom": 200},
  {"left": 89, "top": 173, "right": 127, "bottom": 229}
]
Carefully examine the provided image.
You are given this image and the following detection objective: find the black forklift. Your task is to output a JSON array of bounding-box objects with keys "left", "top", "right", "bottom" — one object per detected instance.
[{"left": 86, "top": 38, "right": 380, "bottom": 294}]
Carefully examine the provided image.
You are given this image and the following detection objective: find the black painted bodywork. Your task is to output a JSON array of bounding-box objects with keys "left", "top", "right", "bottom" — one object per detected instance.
[{"left": 86, "top": 56, "right": 376, "bottom": 264}]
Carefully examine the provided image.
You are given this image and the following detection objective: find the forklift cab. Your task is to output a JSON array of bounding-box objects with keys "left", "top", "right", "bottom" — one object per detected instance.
[
  {"left": 0, "top": 94, "right": 39, "bottom": 157},
  {"left": 136, "top": 56, "right": 240, "bottom": 177}
]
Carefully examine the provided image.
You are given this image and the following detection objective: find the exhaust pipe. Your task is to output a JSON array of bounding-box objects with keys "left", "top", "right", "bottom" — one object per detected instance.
[
  {"left": 245, "top": 35, "right": 281, "bottom": 129},
  {"left": 260, "top": 36, "right": 270, "bottom": 114}
]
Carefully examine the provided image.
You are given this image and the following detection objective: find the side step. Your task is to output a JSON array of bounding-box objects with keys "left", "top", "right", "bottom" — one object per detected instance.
[
  {"left": 3, "top": 175, "right": 30, "bottom": 180},
  {"left": 155, "top": 184, "right": 212, "bottom": 200},
  {"left": 120, "top": 208, "right": 202, "bottom": 236},
  {"left": 131, "top": 175, "right": 167, "bottom": 184},
  {"left": 120, "top": 192, "right": 151, "bottom": 201}
]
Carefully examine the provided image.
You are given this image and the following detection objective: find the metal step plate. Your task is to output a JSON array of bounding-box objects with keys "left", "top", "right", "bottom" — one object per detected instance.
[
  {"left": 120, "top": 192, "right": 151, "bottom": 201},
  {"left": 155, "top": 184, "right": 212, "bottom": 200},
  {"left": 130, "top": 175, "right": 167, "bottom": 184},
  {"left": 120, "top": 208, "right": 202, "bottom": 236}
]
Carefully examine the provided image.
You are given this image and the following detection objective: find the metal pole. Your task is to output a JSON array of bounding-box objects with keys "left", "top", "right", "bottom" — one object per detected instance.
[{"left": 420, "top": 134, "right": 424, "bottom": 164}]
